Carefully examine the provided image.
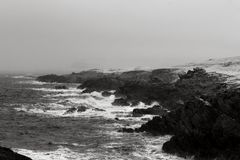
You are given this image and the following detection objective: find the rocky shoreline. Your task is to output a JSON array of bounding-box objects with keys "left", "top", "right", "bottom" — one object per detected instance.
[{"left": 37, "top": 67, "right": 240, "bottom": 160}]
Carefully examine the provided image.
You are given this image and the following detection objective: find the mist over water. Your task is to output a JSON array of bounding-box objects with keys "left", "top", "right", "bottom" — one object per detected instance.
[{"left": 1, "top": 0, "right": 240, "bottom": 73}]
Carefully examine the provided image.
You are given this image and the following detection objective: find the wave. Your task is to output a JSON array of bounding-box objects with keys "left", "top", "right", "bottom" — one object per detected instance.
[
  {"left": 14, "top": 89, "right": 159, "bottom": 122},
  {"left": 18, "top": 80, "right": 48, "bottom": 85},
  {"left": 12, "top": 75, "right": 34, "bottom": 79},
  {"left": 14, "top": 136, "right": 189, "bottom": 160},
  {"left": 14, "top": 146, "right": 93, "bottom": 160}
]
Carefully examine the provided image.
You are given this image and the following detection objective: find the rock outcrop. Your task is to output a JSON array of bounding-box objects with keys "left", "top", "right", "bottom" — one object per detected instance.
[
  {"left": 55, "top": 85, "right": 68, "bottom": 89},
  {"left": 132, "top": 105, "right": 167, "bottom": 117},
  {"left": 64, "top": 105, "right": 89, "bottom": 115},
  {"left": 101, "top": 91, "right": 113, "bottom": 97},
  {"left": 115, "top": 68, "right": 227, "bottom": 110},
  {"left": 78, "top": 77, "right": 124, "bottom": 92},
  {"left": 137, "top": 89, "right": 240, "bottom": 159},
  {"left": 37, "top": 74, "right": 69, "bottom": 83},
  {"left": 0, "top": 146, "right": 32, "bottom": 160},
  {"left": 112, "top": 98, "right": 130, "bottom": 106}
]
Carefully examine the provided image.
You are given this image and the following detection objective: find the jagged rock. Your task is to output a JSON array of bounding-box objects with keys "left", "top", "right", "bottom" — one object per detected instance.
[
  {"left": 102, "top": 91, "right": 113, "bottom": 97},
  {"left": 112, "top": 98, "right": 130, "bottom": 106},
  {"left": 136, "top": 110, "right": 180, "bottom": 135},
  {"left": 130, "top": 101, "right": 140, "bottom": 107},
  {"left": 37, "top": 74, "right": 69, "bottom": 83},
  {"left": 64, "top": 107, "right": 77, "bottom": 114},
  {"left": 119, "top": 128, "right": 135, "bottom": 133},
  {"left": 77, "top": 77, "right": 124, "bottom": 92},
  {"left": 0, "top": 146, "right": 32, "bottom": 160},
  {"left": 138, "top": 88, "right": 240, "bottom": 159},
  {"left": 132, "top": 105, "right": 166, "bottom": 117},
  {"left": 77, "top": 106, "right": 88, "bottom": 112},
  {"left": 114, "top": 68, "right": 227, "bottom": 110},
  {"left": 64, "top": 106, "right": 88, "bottom": 114},
  {"left": 93, "top": 108, "right": 105, "bottom": 112},
  {"left": 55, "top": 85, "right": 68, "bottom": 89}
]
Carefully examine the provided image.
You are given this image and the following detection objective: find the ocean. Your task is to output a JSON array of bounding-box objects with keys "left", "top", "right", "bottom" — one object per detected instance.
[{"left": 0, "top": 75, "right": 186, "bottom": 160}]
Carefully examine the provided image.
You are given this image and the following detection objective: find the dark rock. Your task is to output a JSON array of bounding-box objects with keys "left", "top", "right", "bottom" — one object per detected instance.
[
  {"left": 130, "top": 101, "right": 140, "bottom": 107},
  {"left": 64, "top": 107, "right": 77, "bottom": 115},
  {"left": 64, "top": 105, "right": 88, "bottom": 114},
  {"left": 48, "top": 142, "right": 53, "bottom": 145},
  {"left": 112, "top": 98, "right": 130, "bottom": 106},
  {"left": 81, "top": 89, "right": 92, "bottom": 94},
  {"left": 78, "top": 77, "right": 124, "bottom": 92},
  {"left": 119, "top": 128, "right": 135, "bottom": 133},
  {"left": 115, "top": 68, "right": 227, "bottom": 110},
  {"left": 77, "top": 106, "right": 88, "bottom": 112},
  {"left": 136, "top": 110, "right": 180, "bottom": 135},
  {"left": 55, "top": 85, "right": 68, "bottom": 89},
  {"left": 0, "top": 146, "right": 32, "bottom": 160},
  {"left": 132, "top": 105, "right": 166, "bottom": 117},
  {"left": 138, "top": 88, "right": 240, "bottom": 159},
  {"left": 93, "top": 108, "right": 105, "bottom": 112},
  {"left": 37, "top": 74, "right": 69, "bottom": 83},
  {"left": 141, "top": 117, "right": 151, "bottom": 121},
  {"left": 102, "top": 91, "right": 113, "bottom": 97}
]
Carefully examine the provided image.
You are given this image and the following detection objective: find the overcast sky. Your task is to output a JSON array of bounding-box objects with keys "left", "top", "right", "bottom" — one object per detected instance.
[{"left": 0, "top": 0, "right": 240, "bottom": 74}]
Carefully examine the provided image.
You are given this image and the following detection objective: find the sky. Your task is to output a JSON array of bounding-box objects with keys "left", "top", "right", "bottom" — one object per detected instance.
[{"left": 0, "top": 0, "right": 240, "bottom": 74}]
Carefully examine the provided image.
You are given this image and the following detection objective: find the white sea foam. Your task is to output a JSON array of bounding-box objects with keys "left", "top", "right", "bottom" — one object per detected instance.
[
  {"left": 18, "top": 80, "right": 48, "bottom": 85},
  {"left": 14, "top": 146, "right": 96, "bottom": 160},
  {"left": 14, "top": 141, "right": 189, "bottom": 160},
  {"left": 32, "top": 87, "right": 84, "bottom": 92},
  {"left": 15, "top": 89, "right": 159, "bottom": 121},
  {"left": 12, "top": 75, "right": 34, "bottom": 79}
]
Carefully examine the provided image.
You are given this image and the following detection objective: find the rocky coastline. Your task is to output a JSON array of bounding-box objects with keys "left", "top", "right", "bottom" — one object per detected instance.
[{"left": 37, "top": 67, "right": 240, "bottom": 160}]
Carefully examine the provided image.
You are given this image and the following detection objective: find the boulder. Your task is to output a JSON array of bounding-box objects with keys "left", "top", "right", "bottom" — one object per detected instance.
[
  {"left": 102, "top": 91, "right": 113, "bottom": 97},
  {"left": 132, "top": 105, "right": 166, "bottom": 117},
  {"left": 77, "top": 106, "right": 88, "bottom": 112},
  {"left": 78, "top": 77, "right": 124, "bottom": 92},
  {"left": 64, "top": 107, "right": 77, "bottom": 114},
  {"left": 119, "top": 128, "right": 135, "bottom": 133},
  {"left": 55, "top": 85, "right": 68, "bottom": 89},
  {"left": 112, "top": 98, "right": 130, "bottom": 106},
  {"left": 64, "top": 105, "right": 88, "bottom": 115},
  {"left": 93, "top": 108, "right": 105, "bottom": 112},
  {"left": 0, "top": 146, "right": 32, "bottom": 160},
  {"left": 37, "top": 74, "right": 69, "bottom": 83}
]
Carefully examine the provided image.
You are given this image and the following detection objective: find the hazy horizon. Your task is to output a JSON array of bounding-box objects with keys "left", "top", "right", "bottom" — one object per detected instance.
[{"left": 1, "top": 0, "right": 240, "bottom": 74}]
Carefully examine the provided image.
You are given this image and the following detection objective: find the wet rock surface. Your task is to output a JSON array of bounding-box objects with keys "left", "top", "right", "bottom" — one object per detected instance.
[
  {"left": 64, "top": 105, "right": 88, "bottom": 114},
  {"left": 37, "top": 74, "right": 69, "bottom": 83},
  {"left": 0, "top": 146, "right": 32, "bottom": 160},
  {"left": 138, "top": 89, "right": 240, "bottom": 159},
  {"left": 132, "top": 105, "right": 167, "bottom": 117},
  {"left": 101, "top": 91, "right": 113, "bottom": 97},
  {"left": 78, "top": 77, "right": 124, "bottom": 92},
  {"left": 55, "top": 85, "right": 68, "bottom": 89},
  {"left": 112, "top": 98, "right": 130, "bottom": 106}
]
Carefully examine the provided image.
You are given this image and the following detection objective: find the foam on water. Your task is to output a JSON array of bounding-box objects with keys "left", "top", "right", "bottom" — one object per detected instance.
[
  {"left": 137, "top": 135, "right": 192, "bottom": 160},
  {"left": 12, "top": 75, "right": 34, "bottom": 79},
  {"left": 14, "top": 146, "right": 96, "bottom": 160},
  {"left": 15, "top": 88, "right": 158, "bottom": 121},
  {"left": 18, "top": 80, "right": 48, "bottom": 85},
  {"left": 14, "top": 136, "right": 189, "bottom": 160},
  {"left": 15, "top": 137, "right": 187, "bottom": 160},
  {"left": 32, "top": 87, "right": 84, "bottom": 93}
]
